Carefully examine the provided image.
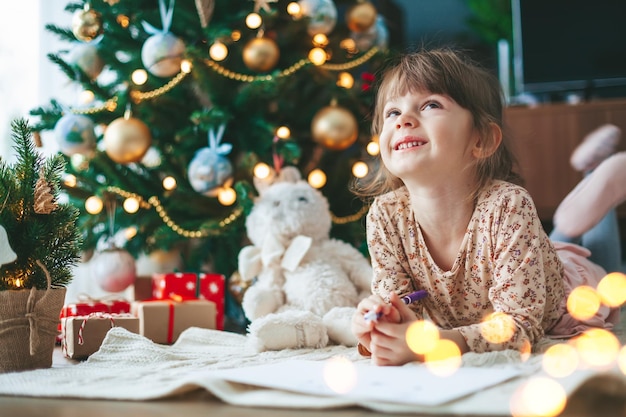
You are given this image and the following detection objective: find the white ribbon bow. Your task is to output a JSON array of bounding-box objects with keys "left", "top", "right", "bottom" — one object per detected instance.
[{"left": 238, "top": 234, "right": 312, "bottom": 282}]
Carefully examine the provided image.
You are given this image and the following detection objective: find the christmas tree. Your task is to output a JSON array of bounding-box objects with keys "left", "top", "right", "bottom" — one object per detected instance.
[{"left": 30, "top": 0, "right": 397, "bottom": 329}]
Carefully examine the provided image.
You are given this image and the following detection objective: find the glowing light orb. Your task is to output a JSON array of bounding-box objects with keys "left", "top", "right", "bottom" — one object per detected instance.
[
  {"left": 323, "top": 356, "right": 357, "bottom": 394},
  {"left": 480, "top": 312, "right": 516, "bottom": 344},
  {"left": 597, "top": 272, "right": 626, "bottom": 307},
  {"left": 406, "top": 320, "right": 439, "bottom": 355},
  {"left": 567, "top": 286, "right": 601, "bottom": 321},
  {"left": 542, "top": 343, "right": 579, "bottom": 378}
]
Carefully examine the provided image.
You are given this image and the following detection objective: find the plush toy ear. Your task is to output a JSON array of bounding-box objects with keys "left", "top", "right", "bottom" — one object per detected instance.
[
  {"left": 276, "top": 166, "right": 301, "bottom": 183},
  {"left": 253, "top": 165, "right": 302, "bottom": 195}
]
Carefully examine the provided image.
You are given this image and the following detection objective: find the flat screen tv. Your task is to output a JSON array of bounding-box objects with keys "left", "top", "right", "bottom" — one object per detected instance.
[{"left": 511, "top": 0, "right": 626, "bottom": 100}]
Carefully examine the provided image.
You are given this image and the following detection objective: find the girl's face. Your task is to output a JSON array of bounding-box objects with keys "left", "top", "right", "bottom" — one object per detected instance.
[{"left": 378, "top": 89, "right": 479, "bottom": 186}]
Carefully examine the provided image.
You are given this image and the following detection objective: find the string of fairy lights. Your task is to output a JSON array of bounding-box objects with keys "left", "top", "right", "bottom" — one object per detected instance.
[{"left": 64, "top": 0, "right": 382, "bottom": 238}]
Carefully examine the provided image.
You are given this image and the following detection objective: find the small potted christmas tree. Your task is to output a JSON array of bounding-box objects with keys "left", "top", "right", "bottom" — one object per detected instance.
[{"left": 0, "top": 118, "right": 81, "bottom": 373}]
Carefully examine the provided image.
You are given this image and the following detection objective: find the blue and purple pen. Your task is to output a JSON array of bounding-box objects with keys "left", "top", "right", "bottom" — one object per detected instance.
[{"left": 363, "top": 290, "right": 428, "bottom": 322}]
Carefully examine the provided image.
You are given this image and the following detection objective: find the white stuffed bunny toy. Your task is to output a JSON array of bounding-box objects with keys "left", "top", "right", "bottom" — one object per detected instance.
[{"left": 238, "top": 167, "right": 372, "bottom": 352}]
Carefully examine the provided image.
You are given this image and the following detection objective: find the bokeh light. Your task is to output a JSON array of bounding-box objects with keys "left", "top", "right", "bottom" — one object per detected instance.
[
  {"left": 63, "top": 174, "right": 77, "bottom": 188},
  {"left": 245, "top": 13, "right": 262, "bottom": 29},
  {"left": 162, "top": 176, "right": 177, "bottom": 190},
  {"left": 571, "top": 328, "right": 620, "bottom": 368},
  {"left": 542, "top": 343, "right": 579, "bottom": 378},
  {"left": 180, "top": 59, "right": 192, "bottom": 73},
  {"left": 510, "top": 376, "right": 567, "bottom": 417},
  {"left": 423, "top": 339, "right": 462, "bottom": 377},
  {"left": 253, "top": 162, "right": 271, "bottom": 179},
  {"left": 308, "top": 47, "right": 327, "bottom": 65},
  {"left": 217, "top": 187, "right": 237, "bottom": 206},
  {"left": 337, "top": 72, "right": 354, "bottom": 89},
  {"left": 406, "top": 320, "right": 439, "bottom": 355},
  {"left": 308, "top": 169, "right": 326, "bottom": 188},
  {"left": 596, "top": 272, "right": 626, "bottom": 307},
  {"left": 85, "top": 195, "right": 103, "bottom": 214},
  {"left": 567, "top": 286, "right": 601, "bottom": 321},
  {"left": 123, "top": 197, "right": 140, "bottom": 213},
  {"left": 366, "top": 140, "right": 379, "bottom": 155},
  {"left": 276, "top": 126, "right": 291, "bottom": 139},
  {"left": 209, "top": 41, "right": 228, "bottom": 61},
  {"left": 481, "top": 312, "right": 516, "bottom": 344},
  {"left": 286, "top": 2, "right": 301, "bottom": 17},
  {"left": 131, "top": 69, "right": 148, "bottom": 85},
  {"left": 351, "top": 161, "right": 368, "bottom": 178},
  {"left": 323, "top": 356, "right": 357, "bottom": 394}
]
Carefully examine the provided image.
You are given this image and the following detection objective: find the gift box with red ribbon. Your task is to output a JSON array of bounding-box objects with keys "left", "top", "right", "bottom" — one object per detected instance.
[
  {"left": 131, "top": 299, "right": 216, "bottom": 344},
  {"left": 58, "top": 296, "right": 132, "bottom": 341},
  {"left": 61, "top": 313, "right": 139, "bottom": 360},
  {"left": 150, "top": 272, "right": 225, "bottom": 330},
  {"left": 197, "top": 273, "right": 225, "bottom": 330},
  {"left": 60, "top": 297, "right": 132, "bottom": 319}
]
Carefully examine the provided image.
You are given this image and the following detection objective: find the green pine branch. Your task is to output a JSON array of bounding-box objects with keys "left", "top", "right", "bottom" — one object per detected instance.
[{"left": 0, "top": 119, "right": 82, "bottom": 291}]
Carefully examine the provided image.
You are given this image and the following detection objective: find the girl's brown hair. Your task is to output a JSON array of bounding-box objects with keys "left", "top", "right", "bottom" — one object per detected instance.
[{"left": 354, "top": 48, "right": 522, "bottom": 201}]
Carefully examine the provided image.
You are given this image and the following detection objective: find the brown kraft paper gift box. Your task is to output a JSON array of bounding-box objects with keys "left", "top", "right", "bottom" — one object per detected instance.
[
  {"left": 132, "top": 299, "right": 216, "bottom": 344},
  {"left": 62, "top": 315, "right": 140, "bottom": 360}
]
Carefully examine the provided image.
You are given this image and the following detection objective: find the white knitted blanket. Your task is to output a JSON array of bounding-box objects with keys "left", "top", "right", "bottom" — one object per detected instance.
[{"left": 0, "top": 326, "right": 624, "bottom": 415}]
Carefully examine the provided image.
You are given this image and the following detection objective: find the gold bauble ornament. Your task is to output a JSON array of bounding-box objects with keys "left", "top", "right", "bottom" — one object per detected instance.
[
  {"left": 242, "top": 37, "right": 280, "bottom": 72},
  {"left": 103, "top": 117, "right": 152, "bottom": 164},
  {"left": 72, "top": 6, "right": 104, "bottom": 42},
  {"left": 311, "top": 104, "right": 358, "bottom": 150},
  {"left": 346, "top": 1, "right": 377, "bottom": 33}
]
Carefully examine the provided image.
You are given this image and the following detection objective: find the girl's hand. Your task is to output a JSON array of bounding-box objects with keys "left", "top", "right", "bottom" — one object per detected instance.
[
  {"left": 369, "top": 292, "right": 421, "bottom": 366},
  {"left": 352, "top": 294, "right": 387, "bottom": 351}
]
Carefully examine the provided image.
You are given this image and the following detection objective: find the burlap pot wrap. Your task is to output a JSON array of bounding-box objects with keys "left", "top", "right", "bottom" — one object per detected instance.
[{"left": 0, "top": 284, "right": 66, "bottom": 373}]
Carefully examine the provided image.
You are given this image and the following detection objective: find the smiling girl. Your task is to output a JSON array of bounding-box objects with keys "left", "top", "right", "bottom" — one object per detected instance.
[{"left": 351, "top": 48, "right": 622, "bottom": 366}]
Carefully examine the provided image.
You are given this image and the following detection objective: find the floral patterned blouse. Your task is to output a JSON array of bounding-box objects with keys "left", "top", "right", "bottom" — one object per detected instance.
[{"left": 366, "top": 180, "right": 567, "bottom": 353}]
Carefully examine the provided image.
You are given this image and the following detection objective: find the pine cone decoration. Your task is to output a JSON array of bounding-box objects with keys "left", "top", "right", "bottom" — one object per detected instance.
[{"left": 34, "top": 176, "right": 58, "bottom": 214}]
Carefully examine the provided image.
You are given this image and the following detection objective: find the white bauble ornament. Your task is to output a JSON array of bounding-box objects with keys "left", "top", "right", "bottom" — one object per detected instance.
[
  {"left": 141, "top": 32, "right": 186, "bottom": 77},
  {"left": 67, "top": 43, "right": 105, "bottom": 80},
  {"left": 298, "top": 0, "right": 337, "bottom": 35},
  {"left": 54, "top": 114, "right": 97, "bottom": 156},
  {"left": 91, "top": 247, "right": 137, "bottom": 293},
  {"left": 188, "top": 148, "right": 233, "bottom": 196}
]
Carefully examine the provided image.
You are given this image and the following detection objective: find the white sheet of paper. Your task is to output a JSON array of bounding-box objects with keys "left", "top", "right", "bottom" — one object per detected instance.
[{"left": 207, "top": 359, "right": 523, "bottom": 406}]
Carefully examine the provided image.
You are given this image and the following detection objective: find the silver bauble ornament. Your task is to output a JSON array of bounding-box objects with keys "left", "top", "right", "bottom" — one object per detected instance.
[
  {"left": 141, "top": 32, "right": 186, "bottom": 77},
  {"left": 54, "top": 114, "right": 97, "bottom": 156},
  {"left": 298, "top": 0, "right": 338, "bottom": 36}
]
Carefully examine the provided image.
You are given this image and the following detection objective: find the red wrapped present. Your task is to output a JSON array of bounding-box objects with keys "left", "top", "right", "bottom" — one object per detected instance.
[
  {"left": 152, "top": 272, "right": 197, "bottom": 300},
  {"left": 132, "top": 299, "right": 216, "bottom": 344},
  {"left": 60, "top": 296, "right": 131, "bottom": 318},
  {"left": 197, "top": 273, "right": 225, "bottom": 330},
  {"left": 151, "top": 272, "right": 225, "bottom": 330},
  {"left": 58, "top": 296, "right": 132, "bottom": 341},
  {"left": 61, "top": 313, "right": 139, "bottom": 360}
]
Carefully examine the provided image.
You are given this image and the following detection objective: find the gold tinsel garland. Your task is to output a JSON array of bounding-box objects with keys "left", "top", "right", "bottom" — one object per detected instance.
[
  {"left": 105, "top": 185, "right": 368, "bottom": 237},
  {"left": 70, "top": 47, "right": 380, "bottom": 114}
]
